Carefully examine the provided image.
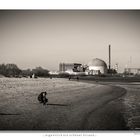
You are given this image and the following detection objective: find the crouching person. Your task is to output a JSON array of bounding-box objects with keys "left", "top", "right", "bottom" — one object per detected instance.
[{"left": 38, "top": 91, "right": 48, "bottom": 105}]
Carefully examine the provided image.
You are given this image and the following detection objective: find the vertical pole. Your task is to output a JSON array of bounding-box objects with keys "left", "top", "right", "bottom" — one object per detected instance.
[{"left": 109, "top": 44, "right": 111, "bottom": 70}]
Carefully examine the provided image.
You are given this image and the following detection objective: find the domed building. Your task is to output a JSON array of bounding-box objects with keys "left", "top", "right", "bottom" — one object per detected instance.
[{"left": 87, "top": 58, "right": 107, "bottom": 75}]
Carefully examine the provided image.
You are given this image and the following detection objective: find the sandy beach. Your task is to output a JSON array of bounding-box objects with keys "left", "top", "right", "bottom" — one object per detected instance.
[{"left": 0, "top": 78, "right": 127, "bottom": 130}]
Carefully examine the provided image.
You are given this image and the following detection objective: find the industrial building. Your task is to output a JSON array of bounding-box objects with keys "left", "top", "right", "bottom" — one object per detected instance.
[
  {"left": 124, "top": 68, "right": 140, "bottom": 75},
  {"left": 59, "top": 63, "right": 82, "bottom": 72},
  {"left": 86, "top": 45, "right": 111, "bottom": 75},
  {"left": 87, "top": 58, "right": 108, "bottom": 75},
  {"left": 58, "top": 45, "right": 116, "bottom": 76}
]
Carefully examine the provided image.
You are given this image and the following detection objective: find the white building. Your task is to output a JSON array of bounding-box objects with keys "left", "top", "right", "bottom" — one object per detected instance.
[{"left": 87, "top": 58, "right": 107, "bottom": 75}]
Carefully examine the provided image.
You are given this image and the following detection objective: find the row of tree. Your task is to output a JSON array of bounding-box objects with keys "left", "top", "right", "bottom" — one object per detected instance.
[
  {"left": 0, "top": 64, "right": 50, "bottom": 77},
  {"left": 22, "top": 67, "right": 50, "bottom": 77}
]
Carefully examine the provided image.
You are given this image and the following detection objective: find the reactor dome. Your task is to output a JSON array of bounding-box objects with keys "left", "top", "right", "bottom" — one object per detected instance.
[{"left": 88, "top": 58, "right": 107, "bottom": 75}]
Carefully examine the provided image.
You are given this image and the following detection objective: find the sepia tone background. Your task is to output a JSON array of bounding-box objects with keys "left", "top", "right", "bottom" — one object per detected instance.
[{"left": 0, "top": 10, "right": 140, "bottom": 72}]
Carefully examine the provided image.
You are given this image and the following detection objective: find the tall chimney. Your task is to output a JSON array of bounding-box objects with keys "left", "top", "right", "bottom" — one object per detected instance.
[{"left": 109, "top": 44, "right": 111, "bottom": 70}]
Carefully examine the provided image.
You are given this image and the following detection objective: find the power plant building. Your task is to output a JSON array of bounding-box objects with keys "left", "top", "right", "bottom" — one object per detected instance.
[
  {"left": 87, "top": 58, "right": 108, "bottom": 75},
  {"left": 59, "top": 45, "right": 112, "bottom": 75},
  {"left": 59, "top": 63, "right": 82, "bottom": 72},
  {"left": 124, "top": 68, "right": 140, "bottom": 75}
]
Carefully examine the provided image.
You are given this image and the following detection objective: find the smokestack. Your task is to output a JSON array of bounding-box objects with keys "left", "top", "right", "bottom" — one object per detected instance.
[{"left": 109, "top": 44, "right": 111, "bottom": 70}]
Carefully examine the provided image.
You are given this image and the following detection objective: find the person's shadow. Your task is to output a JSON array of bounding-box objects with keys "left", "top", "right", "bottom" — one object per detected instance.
[{"left": 47, "top": 103, "right": 68, "bottom": 106}]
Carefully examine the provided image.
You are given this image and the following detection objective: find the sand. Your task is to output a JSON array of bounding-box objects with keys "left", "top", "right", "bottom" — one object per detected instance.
[{"left": 0, "top": 78, "right": 127, "bottom": 130}]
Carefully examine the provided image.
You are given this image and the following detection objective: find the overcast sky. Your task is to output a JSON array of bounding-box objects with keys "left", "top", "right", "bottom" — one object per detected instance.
[{"left": 0, "top": 10, "right": 140, "bottom": 72}]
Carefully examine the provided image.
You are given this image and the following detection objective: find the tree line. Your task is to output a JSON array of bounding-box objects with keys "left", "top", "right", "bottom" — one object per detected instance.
[{"left": 0, "top": 64, "right": 50, "bottom": 77}]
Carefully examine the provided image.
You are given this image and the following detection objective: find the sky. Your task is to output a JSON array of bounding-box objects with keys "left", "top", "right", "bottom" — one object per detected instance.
[{"left": 0, "top": 10, "right": 140, "bottom": 72}]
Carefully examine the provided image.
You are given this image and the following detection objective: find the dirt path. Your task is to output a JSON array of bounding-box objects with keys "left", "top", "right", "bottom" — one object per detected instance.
[
  {"left": 0, "top": 78, "right": 127, "bottom": 130},
  {"left": 63, "top": 85, "right": 127, "bottom": 130},
  {"left": 99, "top": 82, "right": 140, "bottom": 130}
]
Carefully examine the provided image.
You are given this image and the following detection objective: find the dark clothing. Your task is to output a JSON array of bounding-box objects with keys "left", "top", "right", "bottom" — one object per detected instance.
[
  {"left": 43, "top": 98, "right": 48, "bottom": 105},
  {"left": 38, "top": 92, "right": 44, "bottom": 103},
  {"left": 38, "top": 92, "right": 48, "bottom": 105}
]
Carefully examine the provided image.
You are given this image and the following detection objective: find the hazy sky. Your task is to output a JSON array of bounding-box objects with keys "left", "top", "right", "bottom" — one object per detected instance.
[{"left": 0, "top": 10, "right": 140, "bottom": 72}]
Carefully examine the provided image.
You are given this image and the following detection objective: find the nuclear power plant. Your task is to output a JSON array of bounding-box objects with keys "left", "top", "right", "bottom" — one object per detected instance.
[
  {"left": 87, "top": 58, "right": 108, "bottom": 75},
  {"left": 59, "top": 45, "right": 117, "bottom": 76},
  {"left": 59, "top": 63, "right": 82, "bottom": 72}
]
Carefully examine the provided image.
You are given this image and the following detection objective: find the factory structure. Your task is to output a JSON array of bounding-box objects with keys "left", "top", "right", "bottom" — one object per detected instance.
[
  {"left": 49, "top": 44, "right": 140, "bottom": 76},
  {"left": 59, "top": 45, "right": 116, "bottom": 76},
  {"left": 124, "top": 68, "right": 140, "bottom": 75},
  {"left": 87, "top": 58, "right": 108, "bottom": 75},
  {"left": 59, "top": 58, "right": 109, "bottom": 76},
  {"left": 59, "top": 63, "right": 83, "bottom": 72}
]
